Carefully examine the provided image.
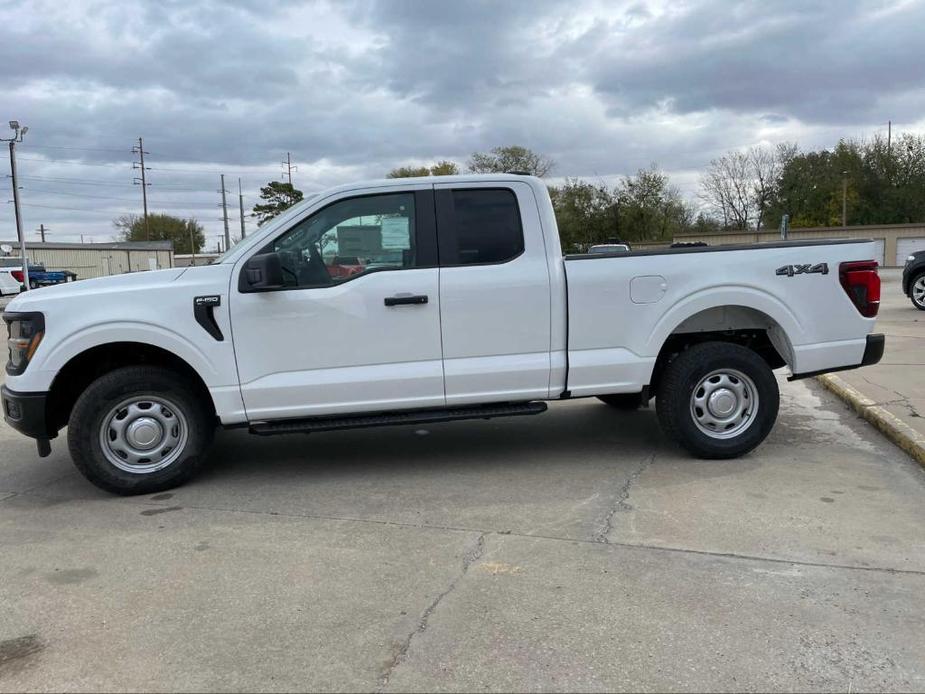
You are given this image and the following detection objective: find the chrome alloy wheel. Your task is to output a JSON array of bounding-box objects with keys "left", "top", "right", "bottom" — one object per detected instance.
[
  {"left": 99, "top": 396, "right": 189, "bottom": 474},
  {"left": 913, "top": 276, "right": 925, "bottom": 308},
  {"left": 689, "top": 369, "right": 759, "bottom": 439}
]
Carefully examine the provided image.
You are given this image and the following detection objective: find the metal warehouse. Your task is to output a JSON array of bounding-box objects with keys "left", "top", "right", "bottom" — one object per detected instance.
[{"left": 0, "top": 240, "right": 174, "bottom": 280}]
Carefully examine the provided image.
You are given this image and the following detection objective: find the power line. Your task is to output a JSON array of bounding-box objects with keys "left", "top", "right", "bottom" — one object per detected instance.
[
  {"left": 12, "top": 156, "right": 132, "bottom": 168},
  {"left": 16, "top": 186, "right": 217, "bottom": 205},
  {"left": 12, "top": 174, "right": 201, "bottom": 189},
  {"left": 5, "top": 154, "right": 281, "bottom": 176},
  {"left": 20, "top": 144, "right": 130, "bottom": 154},
  {"left": 14, "top": 202, "right": 129, "bottom": 214}
]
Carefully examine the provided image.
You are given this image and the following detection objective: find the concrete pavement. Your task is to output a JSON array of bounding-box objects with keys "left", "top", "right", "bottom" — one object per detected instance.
[
  {"left": 2, "top": 286, "right": 925, "bottom": 691},
  {"left": 1, "top": 362, "right": 925, "bottom": 690},
  {"left": 818, "top": 269, "right": 925, "bottom": 459}
]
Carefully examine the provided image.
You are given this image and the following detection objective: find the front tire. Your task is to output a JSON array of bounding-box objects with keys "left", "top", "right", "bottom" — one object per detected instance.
[
  {"left": 68, "top": 366, "right": 214, "bottom": 495},
  {"left": 656, "top": 342, "right": 779, "bottom": 459},
  {"left": 910, "top": 272, "right": 925, "bottom": 311}
]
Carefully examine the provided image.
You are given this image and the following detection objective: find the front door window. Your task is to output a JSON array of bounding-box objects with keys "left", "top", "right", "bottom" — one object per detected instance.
[{"left": 259, "top": 193, "right": 416, "bottom": 288}]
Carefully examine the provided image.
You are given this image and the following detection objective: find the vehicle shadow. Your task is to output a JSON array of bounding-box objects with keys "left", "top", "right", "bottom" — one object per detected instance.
[{"left": 195, "top": 399, "right": 762, "bottom": 489}]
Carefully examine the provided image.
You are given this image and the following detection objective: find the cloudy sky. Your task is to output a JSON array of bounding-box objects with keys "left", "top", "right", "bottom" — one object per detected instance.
[{"left": 1, "top": 0, "right": 923, "bottom": 246}]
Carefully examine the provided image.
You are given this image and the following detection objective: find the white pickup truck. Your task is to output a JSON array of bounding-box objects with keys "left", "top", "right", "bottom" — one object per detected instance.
[{"left": 2, "top": 174, "right": 884, "bottom": 494}]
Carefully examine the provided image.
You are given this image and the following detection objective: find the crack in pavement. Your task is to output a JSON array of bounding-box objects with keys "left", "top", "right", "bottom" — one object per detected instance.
[
  {"left": 859, "top": 376, "right": 922, "bottom": 418},
  {"left": 10, "top": 488, "right": 925, "bottom": 577},
  {"left": 594, "top": 453, "right": 655, "bottom": 544},
  {"left": 376, "top": 532, "right": 486, "bottom": 692}
]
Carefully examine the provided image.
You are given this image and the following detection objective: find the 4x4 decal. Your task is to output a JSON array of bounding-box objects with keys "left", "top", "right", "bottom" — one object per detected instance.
[{"left": 776, "top": 263, "right": 829, "bottom": 277}]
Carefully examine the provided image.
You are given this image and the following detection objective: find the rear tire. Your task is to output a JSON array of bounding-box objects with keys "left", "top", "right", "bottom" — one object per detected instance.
[
  {"left": 597, "top": 393, "right": 643, "bottom": 410},
  {"left": 656, "top": 342, "right": 779, "bottom": 459},
  {"left": 67, "top": 366, "right": 214, "bottom": 495},
  {"left": 910, "top": 272, "right": 925, "bottom": 310}
]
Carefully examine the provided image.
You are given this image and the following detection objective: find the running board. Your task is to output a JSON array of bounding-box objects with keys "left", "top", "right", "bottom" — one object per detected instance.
[{"left": 249, "top": 401, "right": 548, "bottom": 436}]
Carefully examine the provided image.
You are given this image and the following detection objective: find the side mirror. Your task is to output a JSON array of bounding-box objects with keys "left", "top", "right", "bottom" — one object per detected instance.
[{"left": 239, "top": 252, "right": 284, "bottom": 292}]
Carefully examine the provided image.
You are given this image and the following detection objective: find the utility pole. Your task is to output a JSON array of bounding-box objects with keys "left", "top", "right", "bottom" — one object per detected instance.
[
  {"left": 238, "top": 178, "right": 246, "bottom": 239},
  {"left": 219, "top": 174, "right": 230, "bottom": 251},
  {"left": 189, "top": 225, "right": 197, "bottom": 267},
  {"left": 888, "top": 120, "right": 892, "bottom": 154},
  {"left": 841, "top": 170, "right": 848, "bottom": 228},
  {"left": 282, "top": 151, "right": 297, "bottom": 187},
  {"left": 132, "top": 137, "right": 151, "bottom": 240},
  {"left": 3, "top": 121, "right": 30, "bottom": 290},
  {"left": 37, "top": 223, "right": 48, "bottom": 242}
]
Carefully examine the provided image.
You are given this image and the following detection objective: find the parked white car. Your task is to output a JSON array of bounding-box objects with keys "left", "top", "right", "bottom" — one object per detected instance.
[
  {"left": 2, "top": 174, "right": 884, "bottom": 494},
  {"left": 0, "top": 268, "right": 21, "bottom": 297},
  {"left": 588, "top": 243, "right": 631, "bottom": 254}
]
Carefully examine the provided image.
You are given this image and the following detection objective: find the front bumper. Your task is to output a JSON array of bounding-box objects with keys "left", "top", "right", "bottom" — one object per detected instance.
[
  {"left": 789, "top": 333, "right": 885, "bottom": 381},
  {"left": 1, "top": 385, "right": 54, "bottom": 440}
]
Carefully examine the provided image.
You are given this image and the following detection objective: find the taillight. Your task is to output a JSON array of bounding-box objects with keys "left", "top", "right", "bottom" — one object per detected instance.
[
  {"left": 10, "top": 270, "right": 23, "bottom": 283},
  {"left": 839, "top": 260, "right": 880, "bottom": 318}
]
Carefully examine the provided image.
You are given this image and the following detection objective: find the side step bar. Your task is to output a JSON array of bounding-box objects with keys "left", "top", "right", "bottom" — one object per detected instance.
[{"left": 250, "top": 401, "right": 548, "bottom": 436}]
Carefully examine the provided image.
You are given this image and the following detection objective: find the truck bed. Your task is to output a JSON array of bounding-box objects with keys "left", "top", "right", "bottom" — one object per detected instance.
[{"left": 562, "top": 238, "right": 880, "bottom": 397}]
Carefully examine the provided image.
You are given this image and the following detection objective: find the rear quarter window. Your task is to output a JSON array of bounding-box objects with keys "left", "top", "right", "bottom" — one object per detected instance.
[{"left": 445, "top": 188, "right": 524, "bottom": 266}]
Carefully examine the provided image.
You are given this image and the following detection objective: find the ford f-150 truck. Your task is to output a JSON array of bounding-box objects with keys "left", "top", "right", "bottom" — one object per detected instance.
[{"left": 1, "top": 174, "right": 884, "bottom": 494}]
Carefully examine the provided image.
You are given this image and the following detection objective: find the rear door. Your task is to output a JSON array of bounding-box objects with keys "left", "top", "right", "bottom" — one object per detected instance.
[{"left": 434, "top": 181, "right": 552, "bottom": 405}]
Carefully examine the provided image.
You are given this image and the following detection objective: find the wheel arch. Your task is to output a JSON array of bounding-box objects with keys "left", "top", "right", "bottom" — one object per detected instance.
[
  {"left": 648, "top": 302, "right": 797, "bottom": 393},
  {"left": 46, "top": 342, "right": 217, "bottom": 434}
]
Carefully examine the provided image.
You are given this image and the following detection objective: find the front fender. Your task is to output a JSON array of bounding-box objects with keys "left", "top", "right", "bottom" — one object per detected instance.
[{"left": 16, "top": 321, "right": 224, "bottom": 392}]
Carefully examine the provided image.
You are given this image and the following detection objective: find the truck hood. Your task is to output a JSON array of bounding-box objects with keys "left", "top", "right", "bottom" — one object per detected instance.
[{"left": 4, "top": 267, "right": 189, "bottom": 312}]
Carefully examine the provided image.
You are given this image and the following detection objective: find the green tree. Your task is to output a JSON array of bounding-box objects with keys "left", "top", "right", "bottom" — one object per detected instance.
[
  {"left": 548, "top": 179, "right": 616, "bottom": 251},
  {"left": 113, "top": 213, "right": 205, "bottom": 253},
  {"left": 468, "top": 145, "right": 554, "bottom": 177},
  {"left": 614, "top": 166, "right": 693, "bottom": 242},
  {"left": 387, "top": 165, "right": 430, "bottom": 178},
  {"left": 762, "top": 133, "right": 925, "bottom": 230},
  {"left": 428, "top": 160, "right": 460, "bottom": 176},
  {"left": 386, "top": 160, "right": 460, "bottom": 178},
  {"left": 253, "top": 181, "right": 304, "bottom": 226},
  {"left": 548, "top": 166, "right": 692, "bottom": 251}
]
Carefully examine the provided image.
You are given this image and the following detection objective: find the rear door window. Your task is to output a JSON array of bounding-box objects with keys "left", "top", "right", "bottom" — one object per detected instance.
[{"left": 436, "top": 188, "right": 524, "bottom": 266}]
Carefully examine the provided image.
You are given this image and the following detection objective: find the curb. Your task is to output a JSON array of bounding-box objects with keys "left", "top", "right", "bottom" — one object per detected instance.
[{"left": 816, "top": 373, "right": 925, "bottom": 468}]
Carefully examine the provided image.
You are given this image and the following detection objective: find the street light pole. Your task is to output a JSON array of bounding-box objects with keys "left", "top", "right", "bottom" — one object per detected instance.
[{"left": 3, "top": 121, "right": 30, "bottom": 290}]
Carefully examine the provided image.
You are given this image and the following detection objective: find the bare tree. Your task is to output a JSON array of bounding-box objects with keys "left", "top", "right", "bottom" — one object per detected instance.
[
  {"left": 700, "top": 150, "right": 751, "bottom": 229},
  {"left": 700, "top": 144, "right": 792, "bottom": 231}
]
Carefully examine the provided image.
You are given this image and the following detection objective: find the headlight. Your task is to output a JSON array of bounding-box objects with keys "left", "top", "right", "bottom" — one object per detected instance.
[
  {"left": 3, "top": 312, "right": 44, "bottom": 376},
  {"left": 907, "top": 255, "right": 916, "bottom": 265}
]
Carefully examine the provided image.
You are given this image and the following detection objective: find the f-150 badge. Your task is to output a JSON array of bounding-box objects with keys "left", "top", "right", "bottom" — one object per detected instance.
[{"left": 776, "top": 263, "right": 828, "bottom": 277}]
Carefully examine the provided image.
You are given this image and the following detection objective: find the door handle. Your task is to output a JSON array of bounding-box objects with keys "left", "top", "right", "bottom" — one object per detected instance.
[{"left": 384, "top": 294, "right": 428, "bottom": 307}]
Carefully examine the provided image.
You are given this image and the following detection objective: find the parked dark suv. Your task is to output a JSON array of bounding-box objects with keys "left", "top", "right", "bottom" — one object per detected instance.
[{"left": 903, "top": 250, "right": 925, "bottom": 310}]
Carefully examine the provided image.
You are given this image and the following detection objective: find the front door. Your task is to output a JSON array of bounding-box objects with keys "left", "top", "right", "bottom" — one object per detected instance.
[{"left": 231, "top": 187, "right": 444, "bottom": 421}]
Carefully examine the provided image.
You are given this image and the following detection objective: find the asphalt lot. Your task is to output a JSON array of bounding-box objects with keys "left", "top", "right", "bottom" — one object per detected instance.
[{"left": 1, "top": 290, "right": 925, "bottom": 692}]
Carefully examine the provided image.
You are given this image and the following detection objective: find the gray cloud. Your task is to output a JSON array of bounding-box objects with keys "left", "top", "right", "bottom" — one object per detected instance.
[{"left": 1, "top": 0, "right": 923, "bottom": 243}]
